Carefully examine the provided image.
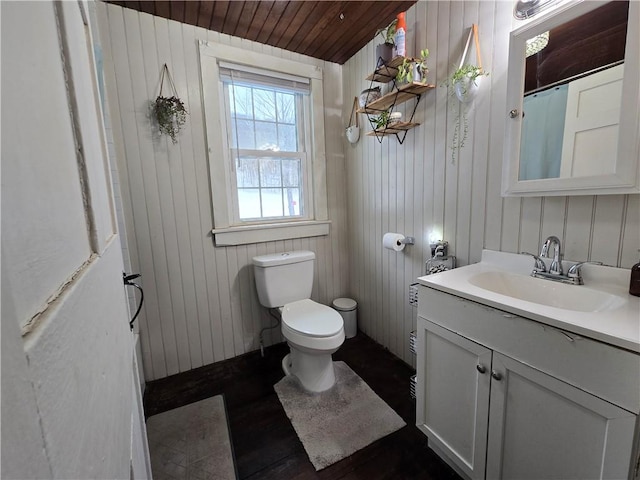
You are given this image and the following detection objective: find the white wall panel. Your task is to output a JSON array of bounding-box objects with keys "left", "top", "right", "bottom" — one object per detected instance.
[
  {"left": 98, "top": 3, "right": 349, "bottom": 380},
  {"left": 343, "top": 0, "right": 639, "bottom": 366}
]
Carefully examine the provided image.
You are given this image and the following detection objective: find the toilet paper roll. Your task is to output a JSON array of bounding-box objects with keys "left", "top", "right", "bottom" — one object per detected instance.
[{"left": 383, "top": 232, "right": 406, "bottom": 252}]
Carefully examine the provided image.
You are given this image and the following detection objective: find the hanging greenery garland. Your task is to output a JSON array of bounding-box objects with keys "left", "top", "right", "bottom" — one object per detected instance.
[
  {"left": 443, "top": 24, "right": 489, "bottom": 164},
  {"left": 152, "top": 64, "right": 187, "bottom": 144}
]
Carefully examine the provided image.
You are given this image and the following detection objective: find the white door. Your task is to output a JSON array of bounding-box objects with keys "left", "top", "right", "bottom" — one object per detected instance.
[
  {"left": 1, "top": 2, "right": 150, "bottom": 478},
  {"left": 486, "top": 352, "right": 637, "bottom": 480},
  {"left": 416, "top": 319, "right": 492, "bottom": 480},
  {"left": 560, "top": 64, "right": 624, "bottom": 178}
]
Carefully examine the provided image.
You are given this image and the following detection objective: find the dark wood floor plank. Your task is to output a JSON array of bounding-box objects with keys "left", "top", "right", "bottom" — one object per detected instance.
[{"left": 144, "top": 333, "right": 461, "bottom": 480}]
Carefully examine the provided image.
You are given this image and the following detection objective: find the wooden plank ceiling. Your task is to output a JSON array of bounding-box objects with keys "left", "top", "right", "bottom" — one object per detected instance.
[{"left": 105, "top": 1, "right": 417, "bottom": 64}]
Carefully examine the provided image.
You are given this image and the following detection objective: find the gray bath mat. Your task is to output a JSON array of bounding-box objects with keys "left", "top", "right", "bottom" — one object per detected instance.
[
  {"left": 146, "top": 395, "right": 237, "bottom": 479},
  {"left": 274, "top": 361, "right": 406, "bottom": 470}
]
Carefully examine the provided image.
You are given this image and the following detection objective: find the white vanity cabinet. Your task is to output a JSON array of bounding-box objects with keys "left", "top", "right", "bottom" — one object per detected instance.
[{"left": 416, "top": 286, "right": 640, "bottom": 480}]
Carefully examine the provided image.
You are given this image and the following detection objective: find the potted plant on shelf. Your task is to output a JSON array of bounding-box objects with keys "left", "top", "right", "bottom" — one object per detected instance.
[
  {"left": 152, "top": 64, "right": 188, "bottom": 144},
  {"left": 375, "top": 19, "right": 397, "bottom": 67},
  {"left": 373, "top": 110, "right": 391, "bottom": 131},
  {"left": 396, "top": 49, "right": 430, "bottom": 85}
]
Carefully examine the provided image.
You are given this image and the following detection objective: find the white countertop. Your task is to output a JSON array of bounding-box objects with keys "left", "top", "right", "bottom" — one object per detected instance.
[{"left": 418, "top": 250, "right": 640, "bottom": 353}]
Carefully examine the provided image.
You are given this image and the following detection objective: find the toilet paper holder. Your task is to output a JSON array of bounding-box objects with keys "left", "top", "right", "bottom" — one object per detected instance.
[{"left": 400, "top": 236, "right": 415, "bottom": 245}]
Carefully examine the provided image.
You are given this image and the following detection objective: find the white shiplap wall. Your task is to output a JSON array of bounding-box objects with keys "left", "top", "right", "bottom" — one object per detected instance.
[
  {"left": 343, "top": 1, "right": 640, "bottom": 366},
  {"left": 97, "top": 3, "right": 349, "bottom": 380}
]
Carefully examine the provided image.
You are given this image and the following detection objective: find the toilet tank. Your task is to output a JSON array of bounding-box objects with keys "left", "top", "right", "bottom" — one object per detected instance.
[{"left": 252, "top": 251, "right": 315, "bottom": 308}]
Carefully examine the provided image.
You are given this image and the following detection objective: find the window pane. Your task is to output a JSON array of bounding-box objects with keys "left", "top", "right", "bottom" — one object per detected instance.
[
  {"left": 222, "top": 70, "right": 309, "bottom": 224},
  {"left": 230, "top": 119, "right": 255, "bottom": 149},
  {"left": 253, "top": 88, "right": 276, "bottom": 121},
  {"left": 284, "top": 188, "right": 301, "bottom": 216},
  {"left": 278, "top": 124, "right": 297, "bottom": 152},
  {"left": 276, "top": 92, "right": 295, "bottom": 124},
  {"left": 282, "top": 159, "right": 300, "bottom": 187},
  {"left": 255, "top": 121, "right": 277, "bottom": 151},
  {"left": 230, "top": 85, "right": 253, "bottom": 118},
  {"left": 261, "top": 188, "right": 283, "bottom": 217},
  {"left": 236, "top": 157, "right": 259, "bottom": 187},
  {"left": 259, "top": 158, "right": 281, "bottom": 187},
  {"left": 237, "top": 188, "right": 261, "bottom": 219}
]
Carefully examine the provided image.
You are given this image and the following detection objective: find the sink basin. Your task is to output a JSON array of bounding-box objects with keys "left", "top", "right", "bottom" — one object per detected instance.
[
  {"left": 418, "top": 250, "right": 640, "bottom": 352},
  {"left": 468, "top": 271, "right": 626, "bottom": 312}
]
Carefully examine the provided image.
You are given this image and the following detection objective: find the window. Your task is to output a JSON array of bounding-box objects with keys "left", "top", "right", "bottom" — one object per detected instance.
[
  {"left": 221, "top": 66, "right": 310, "bottom": 222},
  {"left": 199, "top": 42, "right": 329, "bottom": 246}
]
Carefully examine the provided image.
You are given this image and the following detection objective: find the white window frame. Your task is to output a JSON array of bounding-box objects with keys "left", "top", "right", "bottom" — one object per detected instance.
[
  {"left": 199, "top": 41, "right": 329, "bottom": 246},
  {"left": 221, "top": 75, "right": 311, "bottom": 224}
]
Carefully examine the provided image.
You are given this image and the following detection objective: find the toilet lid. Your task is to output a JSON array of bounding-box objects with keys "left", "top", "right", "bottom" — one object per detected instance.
[{"left": 281, "top": 299, "right": 343, "bottom": 337}]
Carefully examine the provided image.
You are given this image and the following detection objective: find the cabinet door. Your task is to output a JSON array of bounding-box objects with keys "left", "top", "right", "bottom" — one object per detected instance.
[
  {"left": 487, "top": 352, "right": 637, "bottom": 480},
  {"left": 417, "top": 319, "right": 492, "bottom": 480}
]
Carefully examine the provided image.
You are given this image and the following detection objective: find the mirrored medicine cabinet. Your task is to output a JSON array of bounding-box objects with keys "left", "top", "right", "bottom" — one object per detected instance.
[{"left": 502, "top": 0, "right": 640, "bottom": 196}]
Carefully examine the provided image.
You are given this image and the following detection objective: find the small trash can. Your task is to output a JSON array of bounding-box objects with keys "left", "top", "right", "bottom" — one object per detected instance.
[{"left": 333, "top": 298, "right": 357, "bottom": 338}]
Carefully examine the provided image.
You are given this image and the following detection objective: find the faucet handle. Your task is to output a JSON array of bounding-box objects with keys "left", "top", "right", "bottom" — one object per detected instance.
[
  {"left": 521, "top": 252, "right": 546, "bottom": 272},
  {"left": 567, "top": 261, "right": 603, "bottom": 278}
]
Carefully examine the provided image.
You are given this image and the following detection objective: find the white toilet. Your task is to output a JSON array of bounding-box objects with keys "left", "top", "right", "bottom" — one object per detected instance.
[{"left": 252, "top": 251, "right": 345, "bottom": 392}]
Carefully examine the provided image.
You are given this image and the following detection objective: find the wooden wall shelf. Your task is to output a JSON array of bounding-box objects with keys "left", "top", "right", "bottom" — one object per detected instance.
[
  {"left": 360, "top": 56, "right": 434, "bottom": 143},
  {"left": 358, "top": 82, "right": 435, "bottom": 114},
  {"left": 366, "top": 56, "right": 412, "bottom": 82},
  {"left": 366, "top": 121, "right": 421, "bottom": 136}
]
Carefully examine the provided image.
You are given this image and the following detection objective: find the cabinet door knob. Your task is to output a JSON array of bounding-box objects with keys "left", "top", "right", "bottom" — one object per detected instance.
[
  {"left": 476, "top": 364, "right": 487, "bottom": 374},
  {"left": 491, "top": 370, "right": 503, "bottom": 381}
]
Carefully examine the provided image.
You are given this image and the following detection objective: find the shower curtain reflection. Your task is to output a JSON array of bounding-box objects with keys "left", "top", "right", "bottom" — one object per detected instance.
[{"left": 518, "top": 85, "right": 568, "bottom": 180}]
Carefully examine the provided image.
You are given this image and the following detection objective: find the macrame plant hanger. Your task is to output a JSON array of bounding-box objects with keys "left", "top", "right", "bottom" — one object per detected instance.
[
  {"left": 455, "top": 24, "right": 484, "bottom": 103},
  {"left": 154, "top": 63, "right": 187, "bottom": 144},
  {"left": 450, "top": 24, "right": 484, "bottom": 164},
  {"left": 345, "top": 96, "right": 360, "bottom": 144},
  {"left": 158, "top": 63, "right": 179, "bottom": 99},
  {"left": 459, "top": 24, "right": 483, "bottom": 73}
]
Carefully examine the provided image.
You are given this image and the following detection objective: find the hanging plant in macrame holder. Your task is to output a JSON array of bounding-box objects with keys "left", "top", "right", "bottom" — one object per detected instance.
[{"left": 152, "top": 64, "right": 187, "bottom": 144}]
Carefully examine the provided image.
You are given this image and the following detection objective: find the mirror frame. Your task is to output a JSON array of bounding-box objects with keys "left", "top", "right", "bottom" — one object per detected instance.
[{"left": 502, "top": 0, "right": 640, "bottom": 197}]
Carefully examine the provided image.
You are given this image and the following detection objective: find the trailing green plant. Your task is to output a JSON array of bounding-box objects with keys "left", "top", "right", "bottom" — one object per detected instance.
[
  {"left": 376, "top": 19, "right": 398, "bottom": 46},
  {"left": 450, "top": 104, "right": 469, "bottom": 164},
  {"left": 153, "top": 95, "right": 187, "bottom": 144},
  {"left": 443, "top": 64, "right": 489, "bottom": 162},
  {"left": 450, "top": 64, "right": 486, "bottom": 83},
  {"left": 373, "top": 110, "right": 391, "bottom": 130},
  {"left": 152, "top": 64, "right": 188, "bottom": 144},
  {"left": 396, "top": 49, "right": 430, "bottom": 84},
  {"left": 449, "top": 64, "right": 488, "bottom": 97}
]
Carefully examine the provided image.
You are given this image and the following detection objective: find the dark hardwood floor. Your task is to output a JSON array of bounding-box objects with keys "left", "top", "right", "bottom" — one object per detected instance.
[{"left": 144, "top": 333, "right": 461, "bottom": 480}]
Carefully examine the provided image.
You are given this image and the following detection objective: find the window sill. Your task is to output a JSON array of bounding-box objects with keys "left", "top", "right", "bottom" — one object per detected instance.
[{"left": 211, "top": 220, "right": 331, "bottom": 246}]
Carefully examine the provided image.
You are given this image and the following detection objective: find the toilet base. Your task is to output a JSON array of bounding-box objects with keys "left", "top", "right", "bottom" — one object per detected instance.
[{"left": 282, "top": 346, "right": 336, "bottom": 393}]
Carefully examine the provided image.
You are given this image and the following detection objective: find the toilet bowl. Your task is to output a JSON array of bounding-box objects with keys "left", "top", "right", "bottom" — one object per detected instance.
[{"left": 280, "top": 299, "right": 345, "bottom": 392}]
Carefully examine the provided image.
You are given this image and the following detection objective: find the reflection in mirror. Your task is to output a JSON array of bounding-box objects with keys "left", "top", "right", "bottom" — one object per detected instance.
[
  {"left": 514, "top": 0, "right": 561, "bottom": 20},
  {"left": 518, "top": 1, "right": 628, "bottom": 181}
]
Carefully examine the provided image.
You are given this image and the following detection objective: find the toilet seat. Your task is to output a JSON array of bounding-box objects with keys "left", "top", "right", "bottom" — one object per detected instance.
[
  {"left": 281, "top": 299, "right": 345, "bottom": 351},
  {"left": 281, "top": 299, "right": 343, "bottom": 337}
]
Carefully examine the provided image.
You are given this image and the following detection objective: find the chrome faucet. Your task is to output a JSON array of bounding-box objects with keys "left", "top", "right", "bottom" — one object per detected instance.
[
  {"left": 524, "top": 236, "right": 602, "bottom": 285},
  {"left": 540, "top": 236, "right": 563, "bottom": 275}
]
